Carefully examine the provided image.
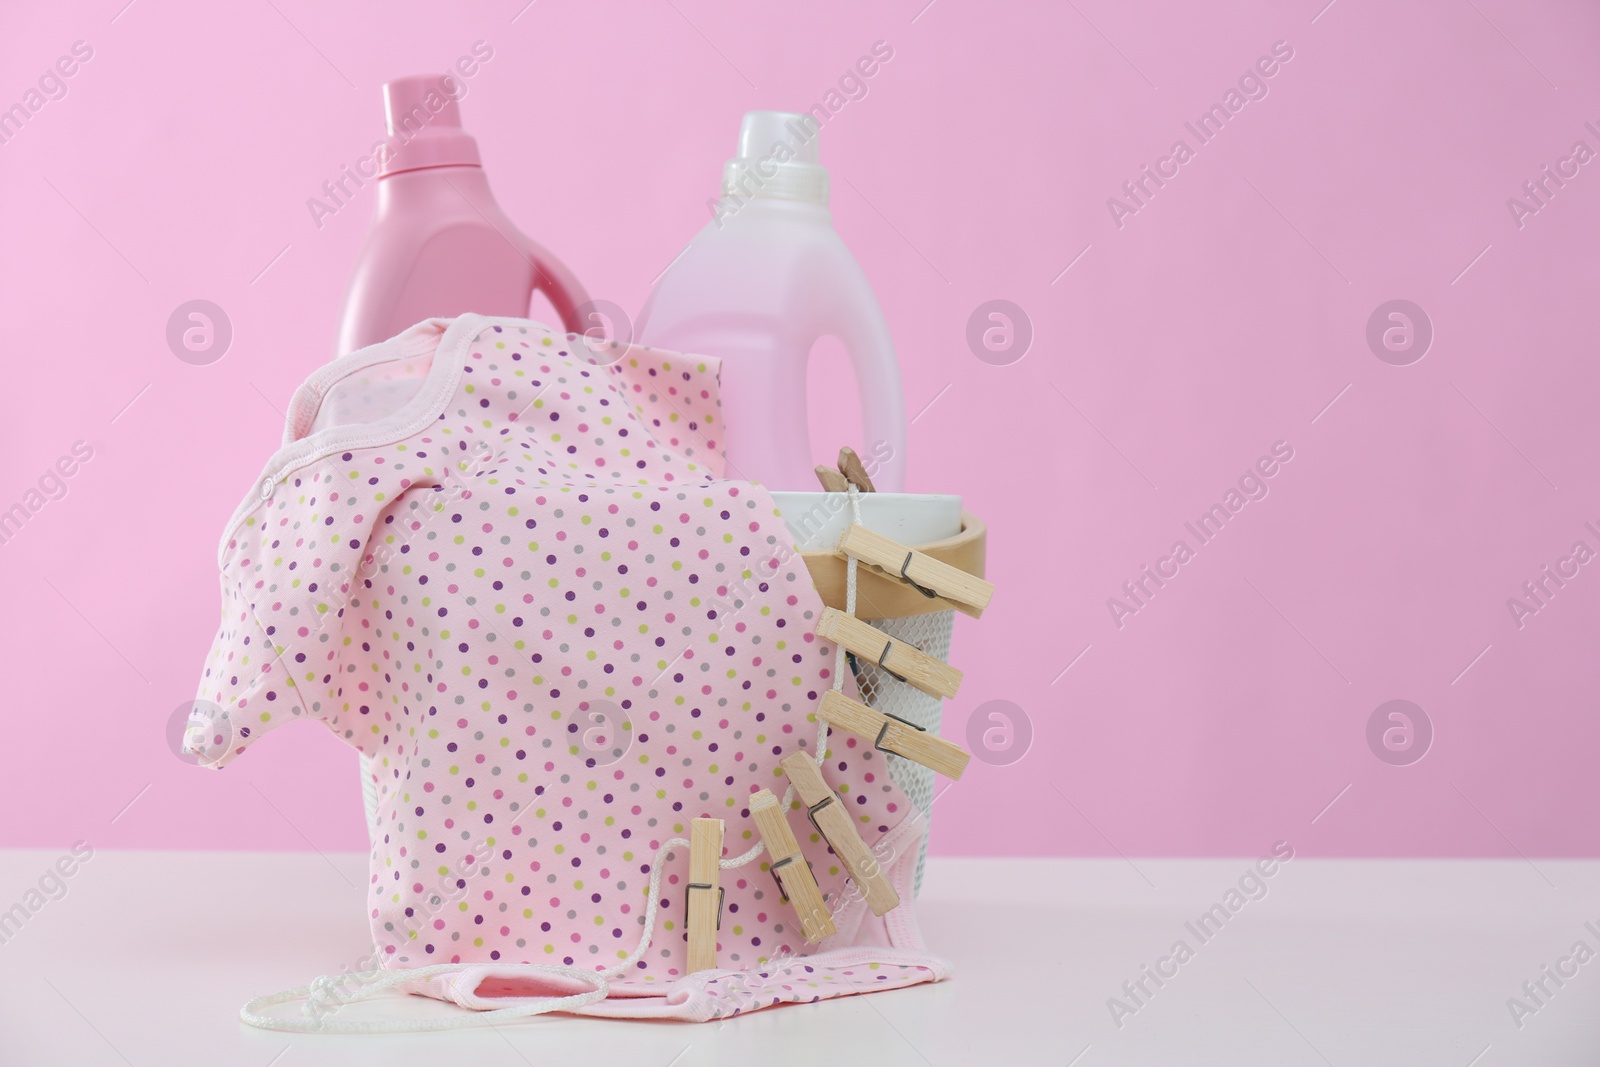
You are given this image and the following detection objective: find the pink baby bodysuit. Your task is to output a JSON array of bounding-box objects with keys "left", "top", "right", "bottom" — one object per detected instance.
[{"left": 191, "top": 315, "right": 946, "bottom": 1029}]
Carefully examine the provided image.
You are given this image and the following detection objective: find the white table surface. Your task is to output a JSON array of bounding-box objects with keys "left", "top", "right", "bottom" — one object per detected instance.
[{"left": 0, "top": 850, "right": 1595, "bottom": 1065}]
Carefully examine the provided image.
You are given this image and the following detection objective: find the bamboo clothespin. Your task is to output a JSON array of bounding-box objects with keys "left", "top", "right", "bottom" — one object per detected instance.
[
  {"left": 779, "top": 753, "right": 899, "bottom": 916},
  {"left": 814, "top": 464, "right": 851, "bottom": 493},
  {"left": 750, "top": 789, "right": 835, "bottom": 943},
  {"left": 835, "top": 524, "right": 995, "bottom": 619},
  {"left": 686, "top": 817, "right": 724, "bottom": 973},
  {"left": 818, "top": 690, "right": 970, "bottom": 780},
  {"left": 837, "top": 447, "right": 876, "bottom": 493},
  {"left": 815, "top": 607, "right": 963, "bottom": 699}
]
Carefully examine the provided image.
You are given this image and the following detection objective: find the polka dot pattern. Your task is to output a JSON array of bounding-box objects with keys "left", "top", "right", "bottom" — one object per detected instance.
[{"left": 195, "top": 316, "right": 937, "bottom": 1005}]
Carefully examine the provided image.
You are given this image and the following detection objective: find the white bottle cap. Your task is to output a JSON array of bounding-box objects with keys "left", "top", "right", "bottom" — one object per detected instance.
[{"left": 721, "top": 110, "right": 829, "bottom": 204}]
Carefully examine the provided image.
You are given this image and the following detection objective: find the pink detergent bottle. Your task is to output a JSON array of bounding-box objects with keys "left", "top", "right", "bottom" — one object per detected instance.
[
  {"left": 636, "top": 110, "right": 907, "bottom": 491},
  {"left": 334, "top": 74, "right": 590, "bottom": 355}
]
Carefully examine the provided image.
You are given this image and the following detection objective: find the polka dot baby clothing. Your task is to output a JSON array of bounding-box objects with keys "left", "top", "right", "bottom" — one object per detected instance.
[{"left": 190, "top": 315, "right": 947, "bottom": 1028}]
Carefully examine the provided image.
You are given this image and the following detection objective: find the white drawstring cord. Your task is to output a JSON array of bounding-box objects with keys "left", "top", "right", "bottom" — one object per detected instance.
[
  {"left": 244, "top": 488, "right": 869, "bottom": 1032},
  {"left": 842, "top": 483, "right": 862, "bottom": 624}
]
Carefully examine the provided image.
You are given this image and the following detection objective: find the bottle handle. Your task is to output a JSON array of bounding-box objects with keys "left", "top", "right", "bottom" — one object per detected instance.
[
  {"left": 520, "top": 235, "right": 591, "bottom": 337},
  {"left": 835, "top": 298, "right": 908, "bottom": 492}
]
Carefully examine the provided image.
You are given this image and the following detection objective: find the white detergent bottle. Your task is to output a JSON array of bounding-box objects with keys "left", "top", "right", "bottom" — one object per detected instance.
[{"left": 636, "top": 110, "right": 907, "bottom": 491}]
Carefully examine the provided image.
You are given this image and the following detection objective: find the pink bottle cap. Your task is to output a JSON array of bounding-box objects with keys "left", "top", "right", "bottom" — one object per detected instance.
[{"left": 379, "top": 74, "right": 482, "bottom": 177}]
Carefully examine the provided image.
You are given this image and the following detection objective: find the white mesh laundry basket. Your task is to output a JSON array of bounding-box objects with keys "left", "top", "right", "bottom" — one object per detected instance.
[
  {"left": 774, "top": 490, "right": 979, "bottom": 898},
  {"left": 847, "top": 609, "right": 955, "bottom": 894}
]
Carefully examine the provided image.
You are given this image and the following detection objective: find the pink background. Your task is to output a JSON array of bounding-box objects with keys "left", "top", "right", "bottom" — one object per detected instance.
[{"left": 3, "top": 0, "right": 1596, "bottom": 858}]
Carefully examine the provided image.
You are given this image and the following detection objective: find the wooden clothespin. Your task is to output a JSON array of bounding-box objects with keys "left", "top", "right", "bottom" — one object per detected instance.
[
  {"left": 779, "top": 753, "right": 900, "bottom": 916},
  {"left": 815, "top": 606, "right": 963, "bottom": 699},
  {"left": 814, "top": 464, "right": 850, "bottom": 493},
  {"left": 836, "top": 524, "right": 994, "bottom": 619},
  {"left": 818, "top": 690, "right": 970, "bottom": 780},
  {"left": 749, "top": 789, "right": 835, "bottom": 943},
  {"left": 686, "top": 817, "right": 723, "bottom": 973},
  {"left": 837, "top": 447, "right": 876, "bottom": 493}
]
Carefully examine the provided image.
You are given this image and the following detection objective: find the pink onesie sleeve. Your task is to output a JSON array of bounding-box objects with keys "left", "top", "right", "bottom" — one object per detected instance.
[
  {"left": 191, "top": 322, "right": 728, "bottom": 768},
  {"left": 190, "top": 321, "right": 458, "bottom": 766}
]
